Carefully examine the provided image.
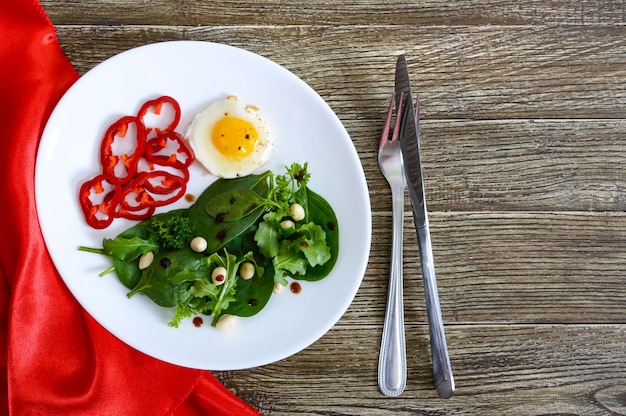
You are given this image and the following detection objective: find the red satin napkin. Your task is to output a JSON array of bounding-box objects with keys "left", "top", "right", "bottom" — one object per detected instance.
[{"left": 0, "top": 1, "right": 261, "bottom": 414}]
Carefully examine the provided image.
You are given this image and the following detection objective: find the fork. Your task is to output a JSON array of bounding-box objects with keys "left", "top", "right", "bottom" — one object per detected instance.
[{"left": 377, "top": 93, "right": 407, "bottom": 397}]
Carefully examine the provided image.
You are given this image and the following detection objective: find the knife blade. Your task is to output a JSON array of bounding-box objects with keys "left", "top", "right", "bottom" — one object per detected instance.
[{"left": 394, "top": 54, "right": 455, "bottom": 399}]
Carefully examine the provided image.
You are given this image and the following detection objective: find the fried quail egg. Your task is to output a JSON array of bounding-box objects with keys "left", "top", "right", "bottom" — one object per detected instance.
[{"left": 186, "top": 96, "right": 273, "bottom": 178}]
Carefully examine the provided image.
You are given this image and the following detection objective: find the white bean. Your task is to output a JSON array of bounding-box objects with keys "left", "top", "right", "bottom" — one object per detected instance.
[
  {"left": 273, "top": 282, "right": 283, "bottom": 294},
  {"left": 239, "top": 262, "right": 255, "bottom": 280},
  {"left": 190, "top": 236, "right": 208, "bottom": 252},
  {"left": 215, "top": 314, "right": 236, "bottom": 333},
  {"left": 138, "top": 251, "right": 154, "bottom": 270},
  {"left": 211, "top": 266, "right": 228, "bottom": 286},
  {"left": 280, "top": 219, "right": 295, "bottom": 230},
  {"left": 290, "top": 203, "right": 305, "bottom": 221}
]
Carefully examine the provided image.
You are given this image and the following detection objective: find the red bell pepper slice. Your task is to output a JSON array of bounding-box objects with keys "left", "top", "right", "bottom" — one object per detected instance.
[
  {"left": 100, "top": 189, "right": 156, "bottom": 221},
  {"left": 78, "top": 174, "right": 121, "bottom": 229},
  {"left": 115, "top": 204, "right": 156, "bottom": 221},
  {"left": 145, "top": 131, "right": 195, "bottom": 169},
  {"left": 137, "top": 158, "right": 191, "bottom": 184},
  {"left": 100, "top": 115, "right": 146, "bottom": 185},
  {"left": 119, "top": 171, "right": 187, "bottom": 211},
  {"left": 137, "top": 95, "right": 181, "bottom": 139}
]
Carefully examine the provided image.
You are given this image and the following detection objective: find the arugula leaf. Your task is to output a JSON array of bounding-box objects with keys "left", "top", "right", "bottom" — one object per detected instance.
[
  {"left": 170, "top": 250, "right": 263, "bottom": 327},
  {"left": 204, "top": 250, "right": 240, "bottom": 322},
  {"left": 272, "top": 240, "right": 308, "bottom": 285},
  {"left": 292, "top": 222, "right": 331, "bottom": 267},
  {"left": 102, "top": 236, "right": 159, "bottom": 262},
  {"left": 254, "top": 220, "right": 281, "bottom": 258}
]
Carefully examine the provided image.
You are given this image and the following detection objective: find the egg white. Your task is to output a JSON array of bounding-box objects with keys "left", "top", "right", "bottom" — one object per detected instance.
[{"left": 186, "top": 96, "right": 274, "bottom": 178}]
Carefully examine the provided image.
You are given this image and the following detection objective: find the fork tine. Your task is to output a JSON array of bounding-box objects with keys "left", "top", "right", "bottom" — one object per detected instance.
[{"left": 379, "top": 95, "right": 395, "bottom": 149}]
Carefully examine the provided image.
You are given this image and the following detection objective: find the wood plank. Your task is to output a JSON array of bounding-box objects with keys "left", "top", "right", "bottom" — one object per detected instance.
[
  {"left": 215, "top": 324, "right": 626, "bottom": 415},
  {"left": 361, "top": 119, "right": 626, "bottom": 212},
  {"left": 358, "top": 212, "right": 626, "bottom": 323},
  {"left": 50, "top": 25, "right": 626, "bottom": 119},
  {"left": 41, "top": 0, "right": 626, "bottom": 26}
]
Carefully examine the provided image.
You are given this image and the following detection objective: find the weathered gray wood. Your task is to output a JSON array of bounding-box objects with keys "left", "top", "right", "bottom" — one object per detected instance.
[
  {"left": 41, "top": 0, "right": 626, "bottom": 26},
  {"left": 50, "top": 25, "right": 626, "bottom": 120},
  {"left": 216, "top": 324, "right": 626, "bottom": 415},
  {"left": 365, "top": 212, "right": 626, "bottom": 324}
]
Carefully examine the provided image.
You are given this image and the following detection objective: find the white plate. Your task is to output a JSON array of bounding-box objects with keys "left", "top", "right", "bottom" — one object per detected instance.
[{"left": 35, "top": 41, "right": 371, "bottom": 370}]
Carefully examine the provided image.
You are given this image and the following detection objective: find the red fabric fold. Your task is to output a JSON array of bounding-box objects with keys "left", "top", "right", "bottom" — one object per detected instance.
[{"left": 0, "top": 1, "right": 261, "bottom": 415}]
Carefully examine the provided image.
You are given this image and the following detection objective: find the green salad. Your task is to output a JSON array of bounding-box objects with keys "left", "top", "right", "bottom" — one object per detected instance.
[{"left": 79, "top": 163, "right": 339, "bottom": 330}]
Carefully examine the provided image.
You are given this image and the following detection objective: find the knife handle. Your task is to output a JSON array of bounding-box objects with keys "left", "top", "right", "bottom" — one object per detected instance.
[{"left": 416, "top": 220, "right": 455, "bottom": 399}]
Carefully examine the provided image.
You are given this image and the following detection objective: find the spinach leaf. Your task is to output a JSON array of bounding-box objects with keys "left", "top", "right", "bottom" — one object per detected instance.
[
  {"left": 188, "top": 173, "right": 270, "bottom": 253},
  {"left": 111, "top": 258, "right": 143, "bottom": 290},
  {"left": 223, "top": 223, "right": 260, "bottom": 257},
  {"left": 128, "top": 249, "right": 208, "bottom": 307},
  {"left": 222, "top": 264, "right": 274, "bottom": 318},
  {"left": 205, "top": 188, "right": 267, "bottom": 221}
]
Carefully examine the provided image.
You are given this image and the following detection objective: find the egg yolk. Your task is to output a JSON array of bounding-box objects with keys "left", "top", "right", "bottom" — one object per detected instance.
[{"left": 211, "top": 116, "right": 259, "bottom": 158}]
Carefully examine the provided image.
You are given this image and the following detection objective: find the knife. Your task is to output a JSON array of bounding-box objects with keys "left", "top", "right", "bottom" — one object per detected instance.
[{"left": 395, "top": 54, "right": 455, "bottom": 399}]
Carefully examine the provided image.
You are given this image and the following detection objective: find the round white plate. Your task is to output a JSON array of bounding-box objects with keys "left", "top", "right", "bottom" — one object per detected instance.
[{"left": 35, "top": 41, "right": 371, "bottom": 370}]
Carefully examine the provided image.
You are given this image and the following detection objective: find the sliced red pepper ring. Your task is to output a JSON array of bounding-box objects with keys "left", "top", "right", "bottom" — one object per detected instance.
[
  {"left": 78, "top": 174, "right": 121, "bottom": 229},
  {"left": 115, "top": 203, "right": 156, "bottom": 221},
  {"left": 142, "top": 170, "right": 186, "bottom": 195},
  {"left": 100, "top": 115, "right": 146, "bottom": 185},
  {"left": 100, "top": 189, "right": 155, "bottom": 221},
  {"left": 145, "top": 131, "right": 195, "bottom": 169},
  {"left": 137, "top": 95, "right": 181, "bottom": 138},
  {"left": 119, "top": 171, "right": 187, "bottom": 211},
  {"left": 136, "top": 156, "right": 191, "bottom": 183}
]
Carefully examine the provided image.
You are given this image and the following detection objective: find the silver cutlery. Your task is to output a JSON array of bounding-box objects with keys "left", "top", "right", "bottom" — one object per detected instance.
[
  {"left": 395, "top": 54, "right": 455, "bottom": 399},
  {"left": 377, "top": 94, "right": 408, "bottom": 397}
]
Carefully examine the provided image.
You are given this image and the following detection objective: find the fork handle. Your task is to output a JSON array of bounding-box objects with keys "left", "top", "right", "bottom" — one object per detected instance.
[{"left": 378, "top": 184, "right": 407, "bottom": 397}]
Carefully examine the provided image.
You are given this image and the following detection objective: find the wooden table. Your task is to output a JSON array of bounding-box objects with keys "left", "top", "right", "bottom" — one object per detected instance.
[{"left": 41, "top": 1, "right": 626, "bottom": 414}]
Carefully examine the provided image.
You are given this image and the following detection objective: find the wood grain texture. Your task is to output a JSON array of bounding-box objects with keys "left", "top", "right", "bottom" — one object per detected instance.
[
  {"left": 49, "top": 25, "right": 626, "bottom": 120},
  {"left": 365, "top": 212, "right": 626, "bottom": 324},
  {"left": 41, "top": 0, "right": 626, "bottom": 26},
  {"left": 40, "top": 0, "right": 626, "bottom": 414},
  {"left": 216, "top": 324, "right": 626, "bottom": 415}
]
